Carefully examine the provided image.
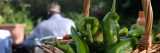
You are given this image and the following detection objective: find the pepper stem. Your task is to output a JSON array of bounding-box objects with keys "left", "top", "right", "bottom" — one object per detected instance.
[
  {"left": 87, "top": 24, "right": 93, "bottom": 43},
  {"left": 111, "top": 0, "right": 116, "bottom": 12}
]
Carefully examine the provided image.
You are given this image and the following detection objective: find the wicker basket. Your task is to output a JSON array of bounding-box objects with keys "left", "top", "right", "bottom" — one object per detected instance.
[
  {"left": 39, "top": 44, "right": 64, "bottom": 53},
  {"left": 40, "top": 0, "right": 160, "bottom": 53},
  {"left": 38, "top": 37, "right": 73, "bottom": 53}
]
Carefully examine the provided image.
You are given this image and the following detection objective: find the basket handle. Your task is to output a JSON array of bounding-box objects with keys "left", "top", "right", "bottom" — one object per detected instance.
[
  {"left": 140, "top": 0, "right": 153, "bottom": 52},
  {"left": 142, "top": 0, "right": 153, "bottom": 36},
  {"left": 83, "top": 0, "right": 91, "bottom": 17}
]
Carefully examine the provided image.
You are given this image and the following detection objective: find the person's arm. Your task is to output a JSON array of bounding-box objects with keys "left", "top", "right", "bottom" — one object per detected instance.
[
  {"left": 22, "top": 21, "right": 53, "bottom": 48},
  {"left": 22, "top": 22, "right": 47, "bottom": 48},
  {"left": 22, "top": 26, "right": 42, "bottom": 48}
]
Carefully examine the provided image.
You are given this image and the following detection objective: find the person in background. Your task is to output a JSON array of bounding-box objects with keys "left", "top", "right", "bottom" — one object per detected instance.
[
  {"left": 0, "top": 2, "right": 75, "bottom": 53},
  {"left": 0, "top": 29, "right": 12, "bottom": 53},
  {"left": 0, "top": 24, "right": 26, "bottom": 53},
  {"left": 23, "top": 2, "right": 76, "bottom": 47}
]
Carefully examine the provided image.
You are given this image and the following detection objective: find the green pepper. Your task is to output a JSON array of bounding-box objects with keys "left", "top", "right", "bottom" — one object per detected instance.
[
  {"left": 71, "top": 27, "right": 90, "bottom": 53},
  {"left": 129, "top": 24, "right": 144, "bottom": 38},
  {"left": 109, "top": 37, "right": 139, "bottom": 53},
  {"left": 109, "top": 39, "right": 132, "bottom": 53},
  {"left": 56, "top": 43, "right": 75, "bottom": 53},
  {"left": 79, "top": 17, "right": 99, "bottom": 43},
  {"left": 119, "top": 27, "right": 129, "bottom": 37},
  {"left": 102, "top": 0, "right": 120, "bottom": 52}
]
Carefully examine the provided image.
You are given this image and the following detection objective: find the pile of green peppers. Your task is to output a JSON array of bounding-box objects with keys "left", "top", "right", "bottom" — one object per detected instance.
[{"left": 102, "top": 0, "right": 145, "bottom": 53}]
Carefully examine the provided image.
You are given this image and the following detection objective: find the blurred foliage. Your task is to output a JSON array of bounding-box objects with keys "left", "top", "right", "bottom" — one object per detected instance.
[
  {"left": 6, "top": 8, "right": 29, "bottom": 23},
  {"left": 1, "top": 3, "right": 14, "bottom": 16},
  {"left": 22, "top": 0, "right": 51, "bottom": 19},
  {"left": 0, "top": 1, "right": 42, "bottom": 35},
  {"left": 0, "top": 0, "right": 160, "bottom": 34},
  {"left": 6, "top": 7, "right": 34, "bottom": 34},
  {"left": 64, "top": 12, "right": 83, "bottom": 29},
  {"left": 0, "top": 16, "right": 5, "bottom": 24},
  {"left": 158, "top": 20, "right": 160, "bottom": 33},
  {"left": 4, "top": 0, "right": 160, "bottom": 22}
]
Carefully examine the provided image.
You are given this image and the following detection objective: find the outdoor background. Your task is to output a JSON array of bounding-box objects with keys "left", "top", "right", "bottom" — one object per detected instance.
[{"left": 0, "top": 0, "right": 160, "bottom": 34}]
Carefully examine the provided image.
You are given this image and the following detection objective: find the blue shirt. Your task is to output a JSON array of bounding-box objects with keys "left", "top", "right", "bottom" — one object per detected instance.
[
  {"left": 23, "top": 13, "right": 75, "bottom": 47},
  {"left": 0, "top": 37, "right": 12, "bottom": 53},
  {"left": 0, "top": 30, "right": 12, "bottom": 53}
]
